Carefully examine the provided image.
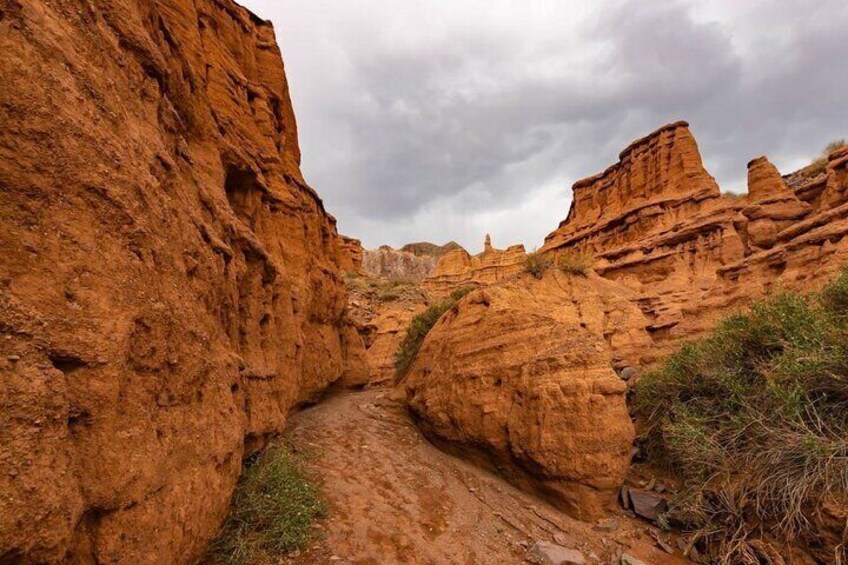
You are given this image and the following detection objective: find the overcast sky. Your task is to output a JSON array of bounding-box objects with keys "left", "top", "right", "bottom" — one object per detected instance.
[{"left": 240, "top": 0, "right": 847, "bottom": 252}]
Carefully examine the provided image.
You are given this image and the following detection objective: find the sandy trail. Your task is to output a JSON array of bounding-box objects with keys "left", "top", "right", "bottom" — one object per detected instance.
[{"left": 283, "top": 388, "right": 688, "bottom": 565}]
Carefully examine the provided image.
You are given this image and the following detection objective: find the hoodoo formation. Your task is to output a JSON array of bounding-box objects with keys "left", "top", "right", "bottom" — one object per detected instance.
[
  {"left": 542, "top": 120, "right": 848, "bottom": 358},
  {"left": 1, "top": 1, "right": 847, "bottom": 564}
]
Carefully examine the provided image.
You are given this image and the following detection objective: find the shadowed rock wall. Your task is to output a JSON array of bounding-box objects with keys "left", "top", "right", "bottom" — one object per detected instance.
[{"left": 0, "top": 1, "right": 366, "bottom": 562}]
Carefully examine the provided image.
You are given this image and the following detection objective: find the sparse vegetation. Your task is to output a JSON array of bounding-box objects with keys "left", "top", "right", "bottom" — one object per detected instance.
[
  {"left": 635, "top": 270, "right": 848, "bottom": 565},
  {"left": 523, "top": 251, "right": 552, "bottom": 279},
  {"left": 556, "top": 250, "right": 594, "bottom": 275},
  {"left": 394, "top": 286, "right": 475, "bottom": 379},
  {"left": 825, "top": 139, "right": 847, "bottom": 155},
  {"left": 344, "top": 272, "right": 418, "bottom": 303},
  {"left": 206, "top": 444, "right": 326, "bottom": 565},
  {"left": 809, "top": 139, "right": 847, "bottom": 175}
]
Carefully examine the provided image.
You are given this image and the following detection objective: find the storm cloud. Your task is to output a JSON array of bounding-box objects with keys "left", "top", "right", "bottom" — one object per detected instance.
[{"left": 240, "top": 0, "right": 848, "bottom": 252}]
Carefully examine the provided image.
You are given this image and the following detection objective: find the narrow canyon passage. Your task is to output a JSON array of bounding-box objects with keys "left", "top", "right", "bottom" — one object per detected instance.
[{"left": 282, "top": 389, "right": 685, "bottom": 565}]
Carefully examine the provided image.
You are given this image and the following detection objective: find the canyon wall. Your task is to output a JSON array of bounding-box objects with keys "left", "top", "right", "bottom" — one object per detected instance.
[
  {"left": 543, "top": 121, "right": 848, "bottom": 360},
  {"left": 361, "top": 246, "right": 438, "bottom": 281},
  {"left": 403, "top": 122, "right": 848, "bottom": 527},
  {"left": 0, "top": 1, "right": 366, "bottom": 563},
  {"left": 337, "top": 235, "right": 365, "bottom": 273}
]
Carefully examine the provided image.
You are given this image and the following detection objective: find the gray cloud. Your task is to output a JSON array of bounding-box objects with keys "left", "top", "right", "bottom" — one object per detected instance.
[{"left": 240, "top": 0, "right": 848, "bottom": 252}]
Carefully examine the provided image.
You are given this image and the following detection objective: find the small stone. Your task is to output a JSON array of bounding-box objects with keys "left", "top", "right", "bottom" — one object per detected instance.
[
  {"left": 329, "top": 557, "right": 341, "bottom": 562},
  {"left": 592, "top": 519, "right": 619, "bottom": 533},
  {"left": 620, "top": 554, "right": 648, "bottom": 565},
  {"left": 653, "top": 534, "right": 674, "bottom": 554},
  {"left": 525, "top": 541, "right": 586, "bottom": 565},
  {"left": 629, "top": 489, "right": 668, "bottom": 522},
  {"left": 618, "top": 485, "right": 631, "bottom": 510},
  {"left": 7, "top": 355, "right": 20, "bottom": 362},
  {"left": 619, "top": 367, "right": 638, "bottom": 381}
]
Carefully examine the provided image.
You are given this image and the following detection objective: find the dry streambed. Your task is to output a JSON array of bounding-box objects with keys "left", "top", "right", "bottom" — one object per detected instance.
[{"left": 281, "top": 388, "right": 688, "bottom": 565}]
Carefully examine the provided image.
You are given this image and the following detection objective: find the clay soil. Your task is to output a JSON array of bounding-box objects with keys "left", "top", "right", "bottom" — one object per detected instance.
[{"left": 281, "top": 388, "right": 690, "bottom": 565}]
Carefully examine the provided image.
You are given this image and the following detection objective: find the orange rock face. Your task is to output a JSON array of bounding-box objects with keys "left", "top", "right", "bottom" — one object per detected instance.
[
  {"left": 337, "top": 235, "right": 365, "bottom": 273},
  {"left": 403, "top": 270, "right": 653, "bottom": 520},
  {"left": 0, "top": 1, "right": 365, "bottom": 562},
  {"left": 543, "top": 122, "right": 848, "bottom": 360},
  {"left": 345, "top": 275, "right": 429, "bottom": 384},
  {"left": 422, "top": 236, "right": 527, "bottom": 296}
]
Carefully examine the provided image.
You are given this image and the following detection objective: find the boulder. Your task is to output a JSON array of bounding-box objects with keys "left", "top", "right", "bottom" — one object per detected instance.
[
  {"left": 404, "top": 269, "right": 653, "bottom": 519},
  {"left": 628, "top": 490, "right": 669, "bottom": 522},
  {"left": 526, "top": 541, "right": 586, "bottom": 565}
]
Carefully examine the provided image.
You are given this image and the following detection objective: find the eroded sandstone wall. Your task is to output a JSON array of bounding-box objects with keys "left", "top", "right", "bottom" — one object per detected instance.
[
  {"left": 337, "top": 235, "right": 365, "bottom": 273},
  {"left": 0, "top": 1, "right": 366, "bottom": 562},
  {"left": 543, "top": 122, "right": 848, "bottom": 359},
  {"left": 421, "top": 235, "right": 527, "bottom": 296},
  {"left": 361, "top": 246, "right": 438, "bottom": 281},
  {"left": 403, "top": 270, "right": 653, "bottom": 519}
]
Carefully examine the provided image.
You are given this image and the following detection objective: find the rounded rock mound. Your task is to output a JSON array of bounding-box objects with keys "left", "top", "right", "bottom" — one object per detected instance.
[{"left": 402, "top": 268, "right": 652, "bottom": 519}]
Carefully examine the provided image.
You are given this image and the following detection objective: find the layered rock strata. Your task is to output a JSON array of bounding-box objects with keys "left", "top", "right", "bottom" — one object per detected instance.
[
  {"left": 542, "top": 122, "right": 848, "bottom": 359},
  {"left": 361, "top": 245, "right": 438, "bottom": 281},
  {"left": 422, "top": 235, "right": 527, "bottom": 296},
  {"left": 403, "top": 270, "right": 653, "bottom": 520},
  {"left": 0, "top": 1, "right": 366, "bottom": 562},
  {"left": 337, "top": 235, "right": 365, "bottom": 273},
  {"left": 345, "top": 276, "right": 429, "bottom": 384},
  {"left": 400, "top": 240, "right": 463, "bottom": 258}
]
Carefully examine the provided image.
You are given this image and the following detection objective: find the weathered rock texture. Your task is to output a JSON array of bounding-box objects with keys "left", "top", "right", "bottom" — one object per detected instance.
[
  {"left": 403, "top": 270, "right": 653, "bottom": 520},
  {"left": 0, "top": 1, "right": 366, "bottom": 562},
  {"left": 542, "top": 121, "right": 848, "bottom": 360},
  {"left": 362, "top": 245, "right": 438, "bottom": 281},
  {"left": 403, "top": 124, "right": 848, "bottom": 526},
  {"left": 422, "top": 235, "right": 527, "bottom": 296},
  {"left": 400, "top": 240, "right": 463, "bottom": 258},
  {"left": 337, "top": 235, "right": 364, "bottom": 273},
  {"left": 345, "top": 275, "right": 429, "bottom": 383}
]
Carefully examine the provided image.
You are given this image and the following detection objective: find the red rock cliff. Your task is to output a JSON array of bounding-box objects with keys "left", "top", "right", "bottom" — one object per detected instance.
[
  {"left": 0, "top": 1, "right": 366, "bottom": 562},
  {"left": 544, "top": 122, "right": 848, "bottom": 359},
  {"left": 422, "top": 235, "right": 527, "bottom": 296}
]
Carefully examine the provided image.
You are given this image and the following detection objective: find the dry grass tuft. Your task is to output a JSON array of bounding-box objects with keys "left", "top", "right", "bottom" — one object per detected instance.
[
  {"left": 523, "top": 251, "right": 553, "bottom": 279},
  {"left": 556, "top": 250, "right": 594, "bottom": 275},
  {"left": 636, "top": 269, "right": 848, "bottom": 565}
]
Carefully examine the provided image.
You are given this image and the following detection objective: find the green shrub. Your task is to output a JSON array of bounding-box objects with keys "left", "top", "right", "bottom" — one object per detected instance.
[
  {"left": 524, "top": 251, "right": 552, "bottom": 279},
  {"left": 206, "top": 444, "right": 326, "bottom": 564},
  {"left": 393, "top": 286, "right": 475, "bottom": 379},
  {"left": 635, "top": 270, "right": 848, "bottom": 564},
  {"left": 556, "top": 250, "right": 594, "bottom": 275}
]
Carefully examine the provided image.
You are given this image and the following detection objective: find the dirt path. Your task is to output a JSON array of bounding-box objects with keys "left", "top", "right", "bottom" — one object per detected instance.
[{"left": 283, "top": 388, "right": 689, "bottom": 565}]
